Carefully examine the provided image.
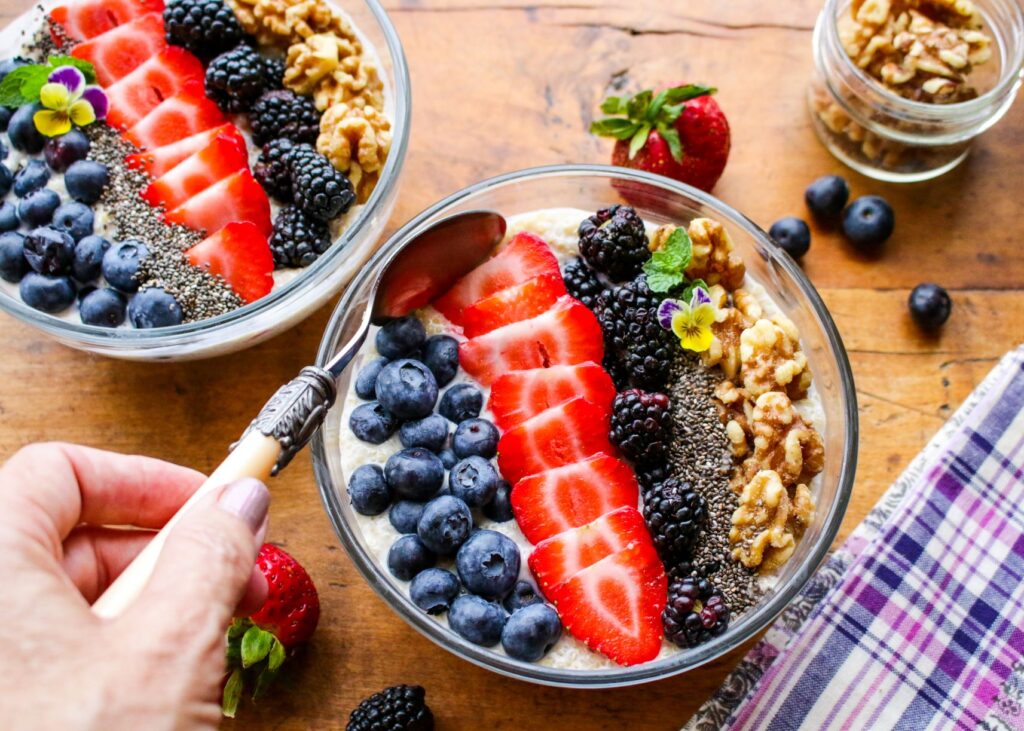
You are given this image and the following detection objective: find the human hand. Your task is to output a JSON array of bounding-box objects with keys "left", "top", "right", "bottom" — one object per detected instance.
[{"left": 0, "top": 443, "right": 271, "bottom": 731}]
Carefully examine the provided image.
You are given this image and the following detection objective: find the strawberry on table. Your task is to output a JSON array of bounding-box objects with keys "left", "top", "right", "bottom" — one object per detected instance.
[
  {"left": 166, "top": 169, "right": 273, "bottom": 238},
  {"left": 184, "top": 222, "right": 273, "bottom": 303},
  {"left": 489, "top": 362, "right": 616, "bottom": 431},
  {"left": 142, "top": 131, "right": 249, "bottom": 211},
  {"left": 126, "top": 123, "right": 241, "bottom": 178},
  {"left": 461, "top": 273, "right": 567, "bottom": 338},
  {"left": 104, "top": 46, "right": 205, "bottom": 130},
  {"left": 70, "top": 12, "right": 167, "bottom": 86}
]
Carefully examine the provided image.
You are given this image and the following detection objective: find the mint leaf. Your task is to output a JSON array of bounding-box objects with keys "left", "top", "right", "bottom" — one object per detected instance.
[
  {"left": 642, "top": 227, "right": 692, "bottom": 293},
  {"left": 589, "top": 118, "right": 640, "bottom": 140},
  {"left": 0, "top": 66, "right": 44, "bottom": 107},
  {"left": 645, "top": 268, "right": 681, "bottom": 293},
  {"left": 240, "top": 626, "right": 272, "bottom": 668},
  {"left": 628, "top": 123, "right": 650, "bottom": 159},
  {"left": 47, "top": 56, "right": 96, "bottom": 83}
]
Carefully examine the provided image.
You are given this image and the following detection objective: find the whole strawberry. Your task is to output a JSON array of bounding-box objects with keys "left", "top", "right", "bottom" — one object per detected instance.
[
  {"left": 590, "top": 84, "right": 731, "bottom": 192},
  {"left": 222, "top": 544, "right": 320, "bottom": 717}
]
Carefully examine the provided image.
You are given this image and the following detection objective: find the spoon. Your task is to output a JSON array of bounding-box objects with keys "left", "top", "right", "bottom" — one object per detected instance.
[{"left": 92, "top": 210, "right": 507, "bottom": 618}]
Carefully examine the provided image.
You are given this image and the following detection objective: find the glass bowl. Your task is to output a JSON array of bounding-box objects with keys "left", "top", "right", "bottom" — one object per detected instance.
[
  {"left": 0, "top": 0, "right": 410, "bottom": 361},
  {"left": 311, "top": 165, "right": 858, "bottom": 688}
]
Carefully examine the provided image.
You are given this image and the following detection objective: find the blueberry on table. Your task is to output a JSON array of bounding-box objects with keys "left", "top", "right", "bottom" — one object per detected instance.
[
  {"left": 438, "top": 383, "right": 483, "bottom": 423},
  {"left": 399, "top": 413, "right": 450, "bottom": 452},
  {"left": 389, "top": 500, "right": 426, "bottom": 534},
  {"left": 13, "top": 159, "right": 50, "bottom": 197},
  {"left": 416, "top": 494, "right": 473, "bottom": 555},
  {"left": 452, "top": 418, "right": 500, "bottom": 459},
  {"left": 908, "top": 283, "right": 952, "bottom": 331},
  {"left": 17, "top": 189, "right": 61, "bottom": 227},
  {"left": 0, "top": 164, "right": 11, "bottom": 198},
  {"left": 375, "top": 316, "right": 426, "bottom": 359},
  {"left": 410, "top": 568, "right": 461, "bottom": 615},
  {"left": 449, "top": 456, "right": 499, "bottom": 508},
  {"left": 72, "top": 235, "right": 111, "bottom": 283},
  {"left": 0, "top": 202, "right": 16, "bottom": 232},
  {"left": 0, "top": 231, "right": 27, "bottom": 283},
  {"left": 127, "top": 287, "right": 184, "bottom": 328},
  {"left": 375, "top": 359, "right": 439, "bottom": 420},
  {"left": 348, "top": 401, "right": 399, "bottom": 444},
  {"left": 43, "top": 129, "right": 91, "bottom": 172},
  {"left": 64, "top": 160, "right": 109, "bottom": 204},
  {"left": 348, "top": 464, "right": 392, "bottom": 516},
  {"left": 768, "top": 216, "right": 811, "bottom": 259},
  {"left": 438, "top": 448, "right": 458, "bottom": 470},
  {"left": 19, "top": 272, "right": 76, "bottom": 313},
  {"left": 23, "top": 227, "right": 74, "bottom": 276},
  {"left": 387, "top": 534, "right": 436, "bottom": 581},
  {"left": 384, "top": 447, "right": 445, "bottom": 501},
  {"left": 804, "top": 175, "right": 850, "bottom": 221},
  {"left": 501, "top": 604, "right": 562, "bottom": 662},
  {"left": 449, "top": 595, "right": 506, "bottom": 647},
  {"left": 842, "top": 196, "right": 894, "bottom": 249},
  {"left": 483, "top": 480, "right": 514, "bottom": 523},
  {"left": 8, "top": 104, "right": 45, "bottom": 154},
  {"left": 422, "top": 334, "right": 459, "bottom": 387},
  {"left": 51, "top": 202, "right": 95, "bottom": 242},
  {"left": 354, "top": 356, "right": 388, "bottom": 400},
  {"left": 79, "top": 288, "right": 126, "bottom": 328},
  {"left": 456, "top": 530, "right": 521, "bottom": 600},
  {"left": 102, "top": 240, "right": 149, "bottom": 293},
  {"left": 503, "top": 580, "right": 543, "bottom": 613}
]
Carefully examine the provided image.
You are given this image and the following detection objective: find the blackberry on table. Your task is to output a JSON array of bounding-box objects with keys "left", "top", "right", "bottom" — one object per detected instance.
[
  {"left": 346, "top": 684, "right": 434, "bottom": 731},
  {"left": 269, "top": 205, "right": 331, "bottom": 268},
  {"left": 663, "top": 576, "right": 730, "bottom": 648},
  {"left": 598, "top": 275, "right": 674, "bottom": 390},
  {"left": 643, "top": 477, "right": 706, "bottom": 569},
  {"left": 250, "top": 90, "right": 320, "bottom": 146},
  {"left": 205, "top": 44, "right": 270, "bottom": 113},
  {"left": 610, "top": 389, "right": 672, "bottom": 465},
  {"left": 163, "top": 0, "right": 244, "bottom": 59},
  {"left": 578, "top": 204, "right": 650, "bottom": 282},
  {"left": 253, "top": 138, "right": 295, "bottom": 202},
  {"left": 562, "top": 257, "right": 606, "bottom": 311},
  {"left": 289, "top": 144, "right": 356, "bottom": 222}
]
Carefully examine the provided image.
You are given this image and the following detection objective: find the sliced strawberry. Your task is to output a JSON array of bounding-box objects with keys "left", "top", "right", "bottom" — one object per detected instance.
[
  {"left": 105, "top": 47, "right": 204, "bottom": 130},
  {"left": 461, "top": 273, "right": 567, "bottom": 338},
  {"left": 545, "top": 541, "right": 667, "bottom": 666},
  {"left": 125, "top": 90, "right": 227, "bottom": 150},
  {"left": 142, "top": 132, "right": 248, "bottom": 211},
  {"left": 496, "top": 397, "right": 616, "bottom": 484},
  {"left": 126, "top": 123, "right": 240, "bottom": 178},
  {"left": 433, "top": 232, "right": 560, "bottom": 325},
  {"left": 489, "top": 362, "right": 616, "bottom": 431},
  {"left": 71, "top": 13, "right": 167, "bottom": 86},
  {"left": 185, "top": 222, "right": 273, "bottom": 303},
  {"left": 166, "top": 170, "right": 272, "bottom": 238},
  {"left": 528, "top": 507, "right": 648, "bottom": 592},
  {"left": 459, "top": 296, "right": 603, "bottom": 386},
  {"left": 50, "top": 0, "right": 164, "bottom": 42},
  {"left": 511, "top": 454, "right": 639, "bottom": 544}
]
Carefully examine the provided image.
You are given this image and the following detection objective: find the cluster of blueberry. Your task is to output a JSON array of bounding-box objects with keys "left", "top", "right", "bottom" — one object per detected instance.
[{"left": 347, "top": 315, "right": 563, "bottom": 662}]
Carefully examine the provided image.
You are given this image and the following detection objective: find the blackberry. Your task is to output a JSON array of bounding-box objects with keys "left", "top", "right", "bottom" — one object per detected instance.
[
  {"left": 636, "top": 464, "right": 670, "bottom": 495},
  {"left": 609, "top": 389, "right": 671, "bottom": 465},
  {"left": 250, "top": 90, "right": 320, "bottom": 146},
  {"left": 643, "top": 478, "right": 706, "bottom": 568},
  {"left": 163, "top": 0, "right": 244, "bottom": 59},
  {"left": 289, "top": 144, "right": 355, "bottom": 222},
  {"left": 578, "top": 204, "right": 650, "bottom": 282},
  {"left": 562, "top": 257, "right": 606, "bottom": 311},
  {"left": 598, "top": 276, "right": 673, "bottom": 390},
  {"left": 253, "top": 138, "right": 295, "bottom": 202},
  {"left": 662, "top": 576, "right": 730, "bottom": 648},
  {"left": 261, "top": 56, "right": 285, "bottom": 90},
  {"left": 269, "top": 206, "right": 331, "bottom": 268},
  {"left": 346, "top": 684, "right": 434, "bottom": 731},
  {"left": 205, "top": 44, "right": 269, "bottom": 113}
]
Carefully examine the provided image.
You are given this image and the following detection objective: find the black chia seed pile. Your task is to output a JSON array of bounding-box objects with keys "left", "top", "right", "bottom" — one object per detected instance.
[{"left": 667, "top": 352, "right": 762, "bottom": 615}]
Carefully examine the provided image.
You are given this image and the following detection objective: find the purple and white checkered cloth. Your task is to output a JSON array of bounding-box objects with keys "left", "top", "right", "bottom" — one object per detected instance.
[{"left": 685, "top": 345, "right": 1024, "bottom": 731}]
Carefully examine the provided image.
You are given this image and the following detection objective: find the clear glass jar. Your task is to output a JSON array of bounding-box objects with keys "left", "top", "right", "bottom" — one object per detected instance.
[{"left": 808, "top": 0, "right": 1024, "bottom": 182}]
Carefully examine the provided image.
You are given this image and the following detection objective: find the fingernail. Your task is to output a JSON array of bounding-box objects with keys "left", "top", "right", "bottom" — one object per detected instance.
[{"left": 218, "top": 478, "right": 270, "bottom": 534}]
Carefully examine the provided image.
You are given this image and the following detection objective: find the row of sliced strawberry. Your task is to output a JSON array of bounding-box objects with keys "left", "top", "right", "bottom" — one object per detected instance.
[{"left": 431, "top": 231, "right": 667, "bottom": 666}]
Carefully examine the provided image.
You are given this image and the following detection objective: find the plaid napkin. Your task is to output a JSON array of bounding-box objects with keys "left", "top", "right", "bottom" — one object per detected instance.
[{"left": 685, "top": 345, "right": 1024, "bottom": 731}]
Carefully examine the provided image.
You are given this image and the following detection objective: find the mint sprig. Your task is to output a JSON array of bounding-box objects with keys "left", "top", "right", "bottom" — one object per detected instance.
[
  {"left": 0, "top": 57, "right": 97, "bottom": 108},
  {"left": 643, "top": 227, "right": 692, "bottom": 293}
]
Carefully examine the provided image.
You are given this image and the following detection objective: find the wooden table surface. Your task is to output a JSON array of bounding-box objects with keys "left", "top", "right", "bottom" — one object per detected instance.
[{"left": 1, "top": 0, "right": 1022, "bottom": 728}]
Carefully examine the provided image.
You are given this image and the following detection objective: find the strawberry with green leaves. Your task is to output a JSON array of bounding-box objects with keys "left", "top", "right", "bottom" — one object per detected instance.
[{"left": 590, "top": 84, "right": 730, "bottom": 193}]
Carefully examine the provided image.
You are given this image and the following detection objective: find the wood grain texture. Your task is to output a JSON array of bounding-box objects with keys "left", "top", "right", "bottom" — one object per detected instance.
[{"left": 0, "top": 0, "right": 1021, "bottom": 728}]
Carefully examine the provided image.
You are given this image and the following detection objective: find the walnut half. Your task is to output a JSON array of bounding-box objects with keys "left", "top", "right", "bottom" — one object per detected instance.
[
  {"left": 317, "top": 103, "right": 392, "bottom": 203},
  {"left": 730, "top": 470, "right": 815, "bottom": 572},
  {"left": 685, "top": 218, "right": 746, "bottom": 291},
  {"left": 739, "top": 316, "right": 812, "bottom": 400}
]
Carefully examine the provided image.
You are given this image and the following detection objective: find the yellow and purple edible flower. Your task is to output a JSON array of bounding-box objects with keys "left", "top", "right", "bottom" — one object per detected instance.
[
  {"left": 657, "top": 286, "right": 716, "bottom": 353},
  {"left": 33, "top": 66, "right": 108, "bottom": 137}
]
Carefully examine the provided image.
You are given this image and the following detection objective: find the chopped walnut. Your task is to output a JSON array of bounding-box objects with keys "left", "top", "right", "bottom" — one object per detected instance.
[
  {"left": 284, "top": 33, "right": 359, "bottom": 95},
  {"left": 715, "top": 380, "right": 754, "bottom": 459},
  {"left": 227, "top": 0, "right": 355, "bottom": 47},
  {"left": 312, "top": 55, "right": 384, "bottom": 112},
  {"left": 685, "top": 218, "right": 746, "bottom": 291},
  {"left": 318, "top": 103, "right": 392, "bottom": 203},
  {"left": 730, "top": 470, "right": 815, "bottom": 572},
  {"left": 739, "top": 317, "right": 812, "bottom": 400},
  {"left": 748, "top": 391, "right": 825, "bottom": 486}
]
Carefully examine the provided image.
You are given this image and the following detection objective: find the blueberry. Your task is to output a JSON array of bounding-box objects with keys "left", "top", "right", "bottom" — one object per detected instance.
[
  {"left": 438, "top": 448, "right": 458, "bottom": 470},
  {"left": 17, "top": 189, "right": 61, "bottom": 227},
  {"left": 389, "top": 500, "right": 426, "bottom": 534},
  {"left": 19, "top": 272, "right": 76, "bottom": 313},
  {"left": 79, "top": 287, "right": 126, "bottom": 328},
  {"left": 72, "top": 235, "right": 110, "bottom": 283},
  {"left": 127, "top": 287, "right": 184, "bottom": 328},
  {"left": 0, "top": 203, "right": 16, "bottom": 233},
  {"left": 483, "top": 480, "right": 514, "bottom": 523},
  {"left": 456, "top": 529, "right": 521, "bottom": 600},
  {"left": 43, "top": 129, "right": 90, "bottom": 172},
  {"left": 348, "top": 401, "right": 399, "bottom": 444},
  {"left": 102, "top": 240, "right": 149, "bottom": 292},
  {"left": 501, "top": 604, "right": 562, "bottom": 662},
  {"left": 0, "top": 108, "right": 9, "bottom": 134},
  {"left": 417, "top": 494, "right": 473, "bottom": 555},
  {"left": 13, "top": 159, "right": 50, "bottom": 197},
  {"left": 77, "top": 284, "right": 97, "bottom": 302},
  {"left": 503, "top": 580, "right": 543, "bottom": 613},
  {"left": 23, "top": 227, "right": 74, "bottom": 275},
  {"left": 8, "top": 104, "right": 45, "bottom": 154},
  {"left": 768, "top": 217, "right": 811, "bottom": 259},
  {"left": 348, "top": 463, "right": 391, "bottom": 515},
  {"left": 384, "top": 447, "right": 445, "bottom": 501},
  {"left": 355, "top": 357, "right": 388, "bottom": 400},
  {"left": 448, "top": 595, "right": 506, "bottom": 647},
  {"left": 0, "top": 163, "right": 11, "bottom": 197},
  {"left": 375, "top": 359, "right": 438, "bottom": 420},
  {"left": 375, "top": 316, "right": 426, "bottom": 359},
  {"left": 804, "top": 175, "right": 850, "bottom": 221},
  {"left": 449, "top": 456, "right": 499, "bottom": 507},
  {"left": 0, "top": 231, "right": 27, "bottom": 283},
  {"left": 842, "top": 196, "right": 894, "bottom": 249},
  {"left": 423, "top": 334, "right": 459, "bottom": 386},
  {"left": 51, "top": 201, "right": 95, "bottom": 241},
  {"left": 387, "top": 534, "right": 436, "bottom": 581},
  {"left": 399, "top": 413, "right": 449, "bottom": 451},
  {"left": 908, "top": 283, "right": 952, "bottom": 331},
  {"left": 452, "top": 418, "right": 500, "bottom": 459},
  {"left": 64, "top": 160, "right": 109, "bottom": 204},
  {"left": 409, "top": 568, "right": 461, "bottom": 615},
  {"left": 0, "top": 57, "right": 28, "bottom": 81},
  {"left": 438, "top": 383, "right": 483, "bottom": 423}
]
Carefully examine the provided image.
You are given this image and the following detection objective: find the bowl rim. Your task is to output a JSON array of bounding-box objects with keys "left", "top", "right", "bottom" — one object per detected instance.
[
  {"left": 0, "top": 0, "right": 411, "bottom": 350},
  {"left": 311, "top": 163, "right": 858, "bottom": 688}
]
